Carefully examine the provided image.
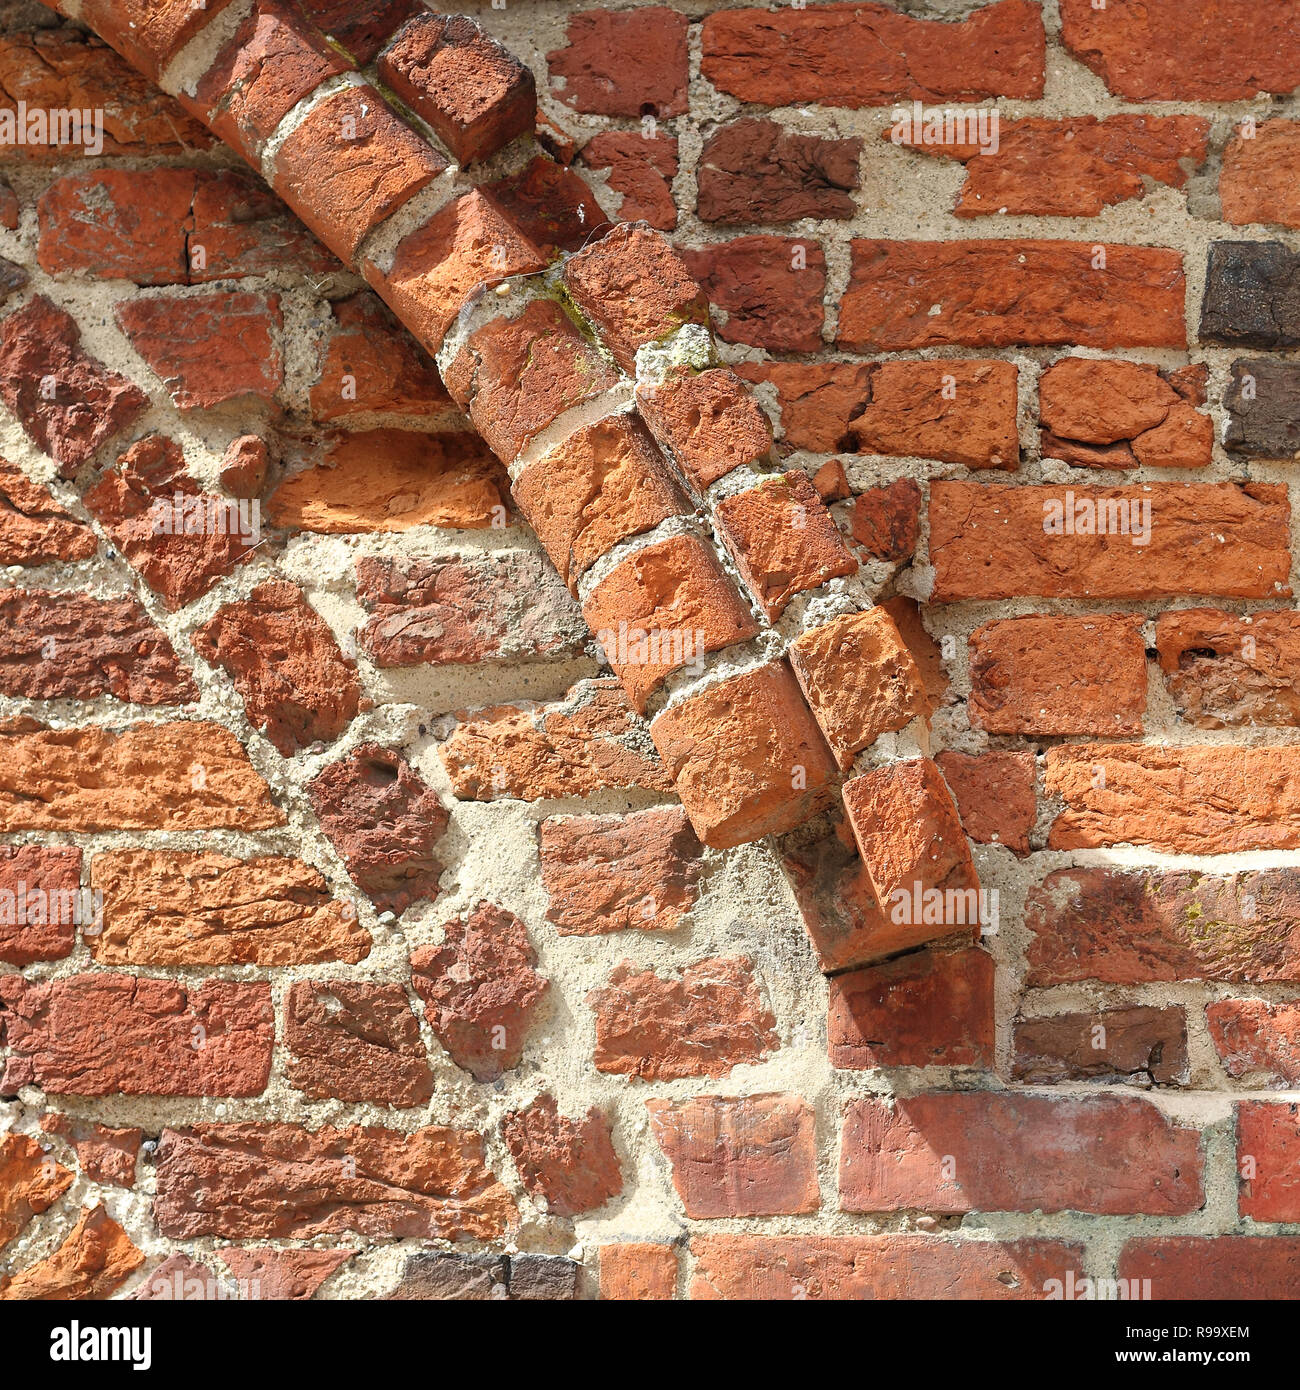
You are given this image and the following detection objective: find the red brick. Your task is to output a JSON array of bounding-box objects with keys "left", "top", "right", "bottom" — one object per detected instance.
[
  {"left": 90, "top": 849, "right": 367, "bottom": 966},
  {"left": 218, "top": 1247, "right": 354, "bottom": 1301},
  {"left": 451, "top": 297, "right": 619, "bottom": 461},
  {"left": 599, "top": 1244, "right": 677, "bottom": 1301},
  {"left": 0, "top": 589, "right": 196, "bottom": 705},
  {"left": 1119, "top": 1237, "right": 1300, "bottom": 1301},
  {"left": 1024, "top": 866, "right": 1300, "bottom": 986},
  {"left": 1013, "top": 1006, "right": 1188, "bottom": 1086},
  {"left": 1221, "top": 120, "right": 1300, "bottom": 230},
  {"left": 308, "top": 743, "right": 449, "bottom": 914},
  {"left": 682, "top": 236, "right": 826, "bottom": 353},
  {"left": 1207, "top": 999, "right": 1300, "bottom": 1086},
  {"left": 716, "top": 471, "right": 857, "bottom": 620},
  {"left": 1238, "top": 1102, "right": 1300, "bottom": 1221},
  {"left": 929, "top": 481, "right": 1291, "bottom": 602},
  {"left": 548, "top": 6, "right": 688, "bottom": 118},
  {"left": 563, "top": 223, "right": 709, "bottom": 374},
  {"left": 356, "top": 551, "right": 585, "bottom": 667},
  {"left": 968, "top": 613, "right": 1147, "bottom": 736},
  {"left": 267, "top": 430, "right": 508, "bottom": 534},
  {"left": 935, "top": 750, "right": 1035, "bottom": 855},
  {"left": 647, "top": 1094, "right": 818, "bottom": 1218},
  {"left": 310, "top": 291, "right": 452, "bottom": 422},
  {"left": 1047, "top": 744, "right": 1300, "bottom": 854},
  {"left": 849, "top": 479, "right": 921, "bottom": 563},
  {"left": 83, "top": 435, "right": 258, "bottom": 610},
  {"left": 513, "top": 414, "right": 686, "bottom": 592},
  {"left": 502, "top": 1093, "right": 623, "bottom": 1216},
  {"left": 883, "top": 596, "right": 948, "bottom": 705},
  {"left": 72, "top": 0, "right": 238, "bottom": 81},
  {"left": 0, "top": 459, "right": 95, "bottom": 566},
  {"left": 153, "top": 1122, "right": 516, "bottom": 1240},
  {"left": 829, "top": 948, "right": 994, "bottom": 1069},
  {"left": 581, "top": 132, "right": 678, "bottom": 230},
  {"left": 636, "top": 367, "right": 773, "bottom": 489},
  {"left": 115, "top": 291, "right": 283, "bottom": 409},
  {"left": 841, "top": 1093, "right": 1203, "bottom": 1215},
  {"left": 789, "top": 608, "right": 929, "bottom": 770},
  {"left": 0, "top": 30, "right": 211, "bottom": 157},
  {"left": 893, "top": 114, "right": 1208, "bottom": 218},
  {"left": 590, "top": 956, "right": 777, "bottom": 1081},
  {"left": 840, "top": 240, "right": 1185, "bottom": 351},
  {"left": 0, "top": 721, "right": 282, "bottom": 832},
  {"left": 0, "top": 1133, "right": 72, "bottom": 1251},
  {"left": 368, "top": 189, "right": 546, "bottom": 356},
  {"left": 296, "top": 0, "right": 418, "bottom": 63},
  {"left": 736, "top": 361, "right": 871, "bottom": 454},
  {"left": 219, "top": 434, "right": 268, "bottom": 499},
  {"left": 582, "top": 533, "right": 760, "bottom": 711},
  {"left": 540, "top": 806, "right": 701, "bottom": 936},
  {"left": 690, "top": 1234, "right": 1082, "bottom": 1301},
  {"left": 410, "top": 901, "right": 548, "bottom": 1081},
  {"left": 701, "top": 0, "right": 1044, "bottom": 106},
  {"left": 0, "top": 295, "right": 147, "bottom": 476},
  {"left": 842, "top": 758, "right": 980, "bottom": 943},
  {"left": 38, "top": 1115, "right": 140, "bottom": 1189},
  {"left": 851, "top": 359, "right": 1018, "bottom": 468},
  {"left": 0, "top": 846, "right": 82, "bottom": 967},
  {"left": 1060, "top": 0, "right": 1300, "bottom": 101},
  {"left": 0, "top": 974, "right": 273, "bottom": 1098},
  {"left": 271, "top": 85, "right": 446, "bottom": 261},
  {"left": 0, "top": 1203, "right": 141, "bottom": 1300},
  {"left": 439, "top": 677, "right": 673, "bottom": 802},
  {"left": 699, "top": 118, "right": 860, "bottom": 225},
  {"left": 285, "top": 980, "right": 431, "bottom": 1108},
  {"left": 650, "top": 662, "right": 839, "bottom": 849},
  {"left": 1156, "top": 607, "right": 1300, "bottom": 727},
  {"left": 811, "top": 459, "right": 850, "bottom": 503},
  {"left": 378, "top": 12, "right": 535, "bottom": 166},
  {"left": 481, "top": 156, "right": 611, "bottom": 258},
  {"left": 0, "top": 180, "right": 13, "bottom": 230}
]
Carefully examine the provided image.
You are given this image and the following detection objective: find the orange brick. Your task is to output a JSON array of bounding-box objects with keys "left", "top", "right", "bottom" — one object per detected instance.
[
  {"left": 636, "top": 367, "right": 773, "bottom": 489},
  {"left": 599, "top": 1243, "right": 677, "bottom": 1301}
]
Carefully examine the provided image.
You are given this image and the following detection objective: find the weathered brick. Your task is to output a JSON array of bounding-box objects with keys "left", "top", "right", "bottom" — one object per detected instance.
[
  {"left": 0, "top": 721, "right": 282, "bottom": 832},
  {"left": 440, "top": 678, "right": 672, "bottom": 801},
  {"left": 682, "top": 236, "right": 826, "bottom": 353},
  {"left": 650, "top": 662, "right": 839, "bottom": 849},
  {"left": 1013, "top": 1006, "right": 1188, "bottom": 1086},
  {"left": 0, "top": 589, "right": 196, "bottom": 705},
  {"left": 69, "top": 0, "right": 237, "bottom": 79},
  {"left": 581, "top": 132, "right": 678, "bottom": 230},
  {"left": 590, "top": 956, "right": 777, "bottom": 1081},
  {"left": 513, "top": 414, "right": 686, "bottom": 591},
  {"left": 698, "top": 118, "right": 860, "bottom": 224},
  {"left": 0, "top": 1203, "right": 142, "bottom": 1300},
  {"left": 1238, "top": 1102, "right": 1300, "bottom": 1221},
  {"left": 829, "top": 948, "right": 994, "bottom": 1069},
  {"left": 691, "top": 1234, "right": 1082, "bottom": 1301},
  {"left": 548, "top": 6, "right": 688, "bottom": 118},
  {"left": 508, "top": 1253, "right": 579, "bottom": 1302},
  {"left": 1157, "top": 607, "right": 1300, "bottom": 727},
  {"left": 563, "top": 224, "right": 709, "bottom": 374},
  {"left": 389, "top": 1250, "right": 505, "bottom": 1301},
  {"left": 296, "top": 0, "right": 418, "bottom": 63},
  {"left": 935, "top": 750, "right": 1036, "bottom": 855},
  {"left": 357, "top": 551, "right": 585, "bottom": 667},
  {"left": 481, "top": 156, "right": 611, "bottom": 258},
  {"left": 1039, "top": 354, "right": 1177, "bottom": 442},
  {"left": 599, "top": 1244, "right": 677, "bottom": 1301},
  {"left": 378, "top": 12, "right": 535, "bottom": 166},
  {"left": 220, "top": 435, "right": 268, "bottom": 499},
  {"left": 0, "top": 845, "right": 82, "bottom": 966},
  {"left": 850, "top": 479, "right": 922, "bottom": 562},
  {"left": 789, "top": 608, "right": 929, "bottom": 770},
  {"left": 647, "top": 1094, "right": 818, "bottom": 1218},
  {"left": 285, "top": 980, "right": 431, "bottom": 1108},
  {"left": 929, "top": 481, "right": 1291, "bottom": 602},
  {"left": 736, "top": 360, "right": 871, "bottom": 454},
  {"left": 582, "top": 533, "right": 760, "bottom": 711},
  {"left": 0, "top": 1133, "right": 72, "bottom": 1250},
  {"left": 307, "top": 743, "right": 448, "bottom": 915},
  {"left": 219, "top": 1247, "right": 353, "bottom": 1301},
  {"left": 193, "top": 581, "right": 360, "bottom": 755},
  {"left": 267, "top": 430, "right": 508, "bottom": 533},
  {"left": 115, "top": 291, "right": 283, "bottom": 410},
  {"left": 968, "top": 613, "right": 1147, "bottom": 735},
  {"left": 840, "top": 241, "right": 1186, "bottom": 351},
  {"left": 840, "top": 1093, "right": 1203, "bottom": 1215},
  {"left": 0, "top": 460, "right": 96, "bottom": 566},
  {"left": 1207, "top": 999, "right": 1300, "bottom": 1086},
  {"left": 1224, "top": 359, "right": 1300, "bottom": 459},
  {"left": 1119, "top": 1237, "right": 1300, "bottom": 1301},
  {"left": 636, "top": 367, "right": 774, "bottom": 489},
  {"left": 502, "top": 1093, "right": 623, "bottom": 1216},
  {"left": 38, "top": 1115, "right": 140, "bottom": 1189},
  {"left": 0, "top": 295, "right": 147, "bottom": 475},
  {"left": 1025, "top": 866, "right": 1300, "bottom": 986},
  {"left": 701, "top": 0, "right": 1044, "bottom": 106},
  {"left": 153, "top": 1123, "right": 516, "bottom": 1240},
  {"left": 1047, "top": 744, "right": 1300, "bottom": 854},
  {"left": 410, "top": 901, "right": 548, "bottom": 1081},
  {"left": 90, "top": 849, "right": 367, "bottom": 966},
  {"left": 539, "top": 806, "right": 702, "bottom": 935},
  {"left": 0, "top": 974, "right": 273, "bottom": 1097},
  {"left": 1221, "top": 120, "right": 1300, "bottom": 230},
  {"left": 1201, "top": 241, "right": 1300, "bottom": 348},
  {"left": 1060, "top": 0, "right": 1300, "bottom": 101}
]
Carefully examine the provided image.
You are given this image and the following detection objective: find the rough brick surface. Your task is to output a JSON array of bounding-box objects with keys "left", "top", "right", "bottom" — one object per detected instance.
[
  {"left": 1013, "top": 1007, "right": 1188, "bottom": 1087},
  {"left": 0, "top": 460, "right": 95, "bottom": 566},
  {"left": 1221, "top": 120, "right": 1300, "bottom": 229},
  {"left": 1207, "top": 1000, "right": 1300, "bottom": 1086},
  {"left": 935, "top": 751, "right": 1036, "bottom": 856},
  {"left": 698, "top": 118, "right": 860, "bottom": 224},
  {"left": 0, "top": 846, "right": 83, "bottom": 968},
  {"left": 682, "top": 236, "right": 826, "bottom": 353},
  {"left": 0, "top": 1203, "right": 142, "bottom": 1301},
  {"left": 0, "top": 1133, "right": 72, "bottom": 1249},
  {"left": 502, "top": 1093, "right": 623, "bottom": 1216},
  {"left": 548, "top": 6, "right": 688, "bottom": 118}
]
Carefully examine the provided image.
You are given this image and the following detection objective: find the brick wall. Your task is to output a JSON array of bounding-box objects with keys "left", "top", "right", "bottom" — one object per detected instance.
[{"left": 0, "top": 0, "right": 1299, "bottom": 1302}]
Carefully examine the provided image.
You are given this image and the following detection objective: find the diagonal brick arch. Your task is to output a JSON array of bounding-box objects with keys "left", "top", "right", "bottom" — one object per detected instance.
[{"left": 37, "top": 0, "right": 976, "bottom": 966}]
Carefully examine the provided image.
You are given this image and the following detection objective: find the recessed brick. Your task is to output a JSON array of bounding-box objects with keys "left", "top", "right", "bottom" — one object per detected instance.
[
  {"left": 682, "top": 236, "right": 826, "bottom": 353},
  {"left": 698, "top": 118, "right": 860, "bottom": 224},
  {"left": 481, "top": 156, "right": 612, "bottom": 258},
  {"left": 935, "top": 750, "right": 1035, "bottom": 856},
  {"left": 1156, "top": 607, "right": 1300, "bottom": 727},
  {"left": 849, "top": 479, "right": 921, "bottom": 563},
  {"left": 1013, "top": 1006, "right": 1188, "bottom": 1086},
  {"left": 735, "top": 360, "right": 872, "bottom": 454},
  {"left": 1225, "top": 359, "right": 1300, "bottom": 459},
  {"left": 599, "top": 1244, "right": 677, "bottom": 1301},
  {"left": 1207, "top": 999, "right": 1300, "bottom": 1085},
  {"left": 581, "top": 132, "right": 678, "bottom": 230},
  {"left": 1238, "top": 1102, "right": 1300, "bottom": 1221},
  {"left": 0, "top": 460, "right": 96, "bottom": 566}
]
